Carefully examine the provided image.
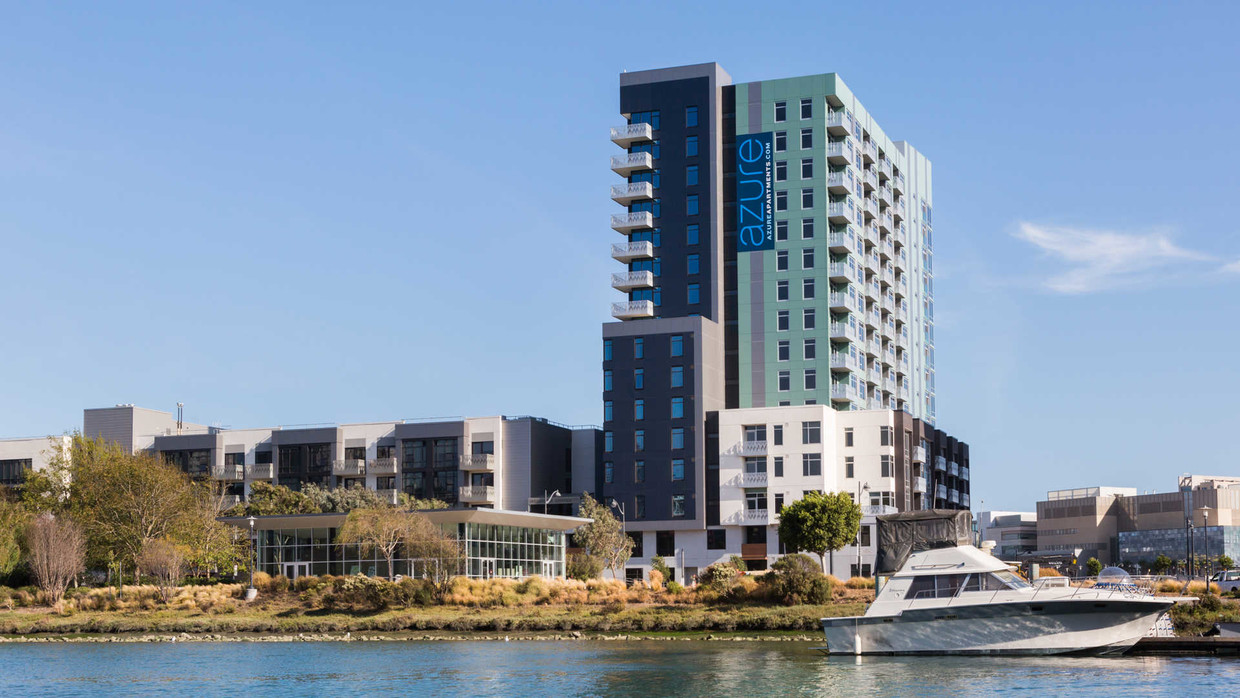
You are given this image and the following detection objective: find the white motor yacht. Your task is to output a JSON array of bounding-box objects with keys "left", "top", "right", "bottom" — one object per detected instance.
[{"left": 821, "top": 511, "right": 1177, "bottom": 656}]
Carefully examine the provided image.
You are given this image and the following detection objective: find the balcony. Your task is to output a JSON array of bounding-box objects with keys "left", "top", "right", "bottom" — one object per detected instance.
[
  {"left": 610, "top": 151, "right": 653, "bottom": 176},
  {"left": 250, "top": 463, "right": 274, "bottom": 480},
  {"left": 863, "top": 169, "right": 878, "bottom": 191},
  {"left": 826, "top": 170, "right": 855, "bottom": 195},
  {"left": 737, "top": 440, "right": 767, "bottom": 456},
  {"left": 610, "top": 211, "right": 654, "bottom": 233},
  {"left": 825, "top": 110, "right": 851, "bottom": 134},
  {"left": 611, "top": 270, "right": 655, "bottom": 291},
  {"left": 377, "top": 488, "right": 400, "bottom": 506},
  {"left": 610, "top": 181, "right": 654, "bottom": 205},
  {"left": 826, "top": 141, "right": 852, "bottom": 164},
  {"left": 829, "top": 352, "right": 860, "bottom": 372},
  {"left": 914, "top": 476, "right": 927, "bottom": 493},
  {"left": 611, "top": 240, "right": 655, "bottom": 262},
  {"left": 459, "top": 485, "right": 496, "bottom": 503},
  {"left": 936, "top": 484, "right": 948, "bottom": 500},
  {"left": 828, "top": 228, "right": 859, "bottom": 254},
  {"left": 611, "top": 300, "right": 655, "bottom": 320},
  {"left": 460, "top": 453, "right": 496, "bottom": 471},
  {"left": 827, "top": 201, "right": 856, "bottom": 225},
  {"left": 829, "top": 322, "right": 859, "bottom": 342},
  {"left": 828, "top": 292, "right": 861, "bottom": 314},
  {"left": 830, "top": 382, "right": 856, "bottom": 402},
  {"left": 741, "top": 471, "right": 769, "bottom": 487},
  {"left": 862, "top": 140, "right": 876, "bottom": 164},
  {"left": 740, "top": 542, "right": 768, "bottom": 560},
  {"left": 934, "top": 455, "right": 947, "bottom": 472},
  {"left": 828, "top": 262, "right": 858, "bottom": 283},
  {"left": 744, "top": 508, "right": 770, "bottom": 524},
  {"left": 370, "top": 457, "right": 399, "bottom": 476},
  {"left": 861, "top": 504, "right": 899, "bottom": 517},
  {"left": 960, "top": 466, "right": 970, "bottom": 481},
  {"left": 913, "top": 445, "right": 927, "bottom": 463},
  {"left": 211, "top": 464, "right": 245, "bottom": 481},
  {"left": 948, "top": 461, "right": 959, "bottom": 478},
  {"left": 880, "top": 212, "right": 894, "bottom": 234},
  {"left": 332, "top": 459, "right": 367, "bottom": 477},
  {"left": 962, "top": 493, "right": 971, "bottom": 508},
  {"left": 609, "top": 123, "right": 653, "bottom": 148},
  {"left": 893, "top": 171, "right": 905, "bottom": 195},
  {"left": 949, "top": 490, "right": 960, "bottom": 505},
  {"left": 221, "top": 494, "right": 241, "bottom": 510}
]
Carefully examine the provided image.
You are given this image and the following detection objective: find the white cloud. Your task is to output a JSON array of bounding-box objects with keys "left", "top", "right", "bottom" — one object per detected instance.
[
  {"left": 1223, "top": 258, "right": 1240, "bottom": 274},
  {"left": 1014, "top": 223, "right": 1214, "bottom": 294}
]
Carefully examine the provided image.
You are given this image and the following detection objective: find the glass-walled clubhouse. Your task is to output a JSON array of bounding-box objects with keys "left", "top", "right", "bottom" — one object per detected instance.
[{"left": 224, "top": 509, "right": 589, "bottom": 580}]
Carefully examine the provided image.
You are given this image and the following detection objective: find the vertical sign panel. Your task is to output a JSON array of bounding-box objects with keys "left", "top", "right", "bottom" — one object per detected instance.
[{"left": 735, "top": 131, "right": 773, "bottom": 252}]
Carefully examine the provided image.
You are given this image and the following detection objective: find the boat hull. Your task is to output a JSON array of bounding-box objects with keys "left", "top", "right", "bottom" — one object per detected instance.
[{"left": 821, "top": 598, "right": 1174, "bottom": 656}]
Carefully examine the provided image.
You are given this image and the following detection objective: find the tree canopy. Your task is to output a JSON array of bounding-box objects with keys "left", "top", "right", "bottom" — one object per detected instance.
[
  {"left": 576, "top": 493, "right": 633, "bottom": 580},
  {"left": 777, "top": 490, "right": 862, "bottom": 575}
]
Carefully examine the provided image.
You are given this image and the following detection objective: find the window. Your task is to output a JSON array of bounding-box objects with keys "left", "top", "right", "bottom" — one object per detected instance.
[
  {"left": 671, "top": 459, "right": 685, "bottom": 481},
  {"left": 604, "top": 432, "right": 613, "bottom": 452},
  {"left": 707, "top": 529, "right": 726, "bottom": 550},
  {"left": 671, "top": 365, "right": 684, "bottom": 387},
  {"left": 671, "top": 397, "right": 685, "bottom": 419},
  {"left": 687, "top": 254, "right": 699, "bottom": 275},
  {"left": 802, "top": 453, "right": 822, "bottom": 476},
  {"left": 634, "top": 337, "right": 644, "bottom": 359},
  {"left": 777, "top": 310, "right": 789, "bottom": 331},
  {"left": 634, "top": 399, "right": 645, "bottom": 421},
  {"left": 686, "top": 136, "right": 698, "bottom": 157},
  {"left": 844, "top": 428, "right": 854, "bottom": 447},
  {"left": 775, "top": 160, "right": 787, "bottom": 182},
  {"left": 776, "top": 220, "right": 788, "bottom": 241},
  {"left": 745, "top": 490, "right": 768, "bottom": 511},
  {"left": 671, "top": 335, "right": 684, "bottom": 357},
  {"left": 776, "top": 250, "right": 789, "bottom": 271},
  {"left": 778, "top": 370, "right": 791, "bottom": 391},
  {"left": 685, "top": 105, "right": 698, "bottom": 127},
  {"left": 775, "top": 493, "right": 785, "bottom": 513},
  {"left": 803, "top": 308, "right": 816, "bottom": 330},
  {"left": 801, "top": 188, "right": 813, "bottom": 209},
  {"left": 802, "top": 248, "right": 814, "bottom": 269},
  {"left": 802, "top": 278, "right": 815, "bottom": 300},
  {"left": 800, "top": 97, "right": 812, "bottom": 119},
  {"left": 635, "top": 460, "right": 645, "bottom": 483},
  {"left": 635, "top": 430, "right": 645, "bottom": 451},
  {"left": 803, "top": 338, "right": 816, "bottom": 360},
  {"left": 687, "top": 283, "right": 700, "bottom": 304},
  {"left": 776, "top": 280, "right": 789, "bottom": 301},
  {"left": 880, "top": 426, "right": 892, "bottom": 446},
  {"left": 845, "top": 456, "right": 854, "bottom": 478},
  {"left": 743, "top": 425, "right": 767, "bottom": 443},
  {"left": 773, "top": 456, "right": 784, "bottom": 477},
  {"left": 801, "top": 218, "right": 814, "bottom": 239},
  {"left": 604, "top": 370, "right": 613, "bottom": 391},
  {"left": 802, "top": 421, "right": 821, "bottom": 444},
  {"left": 774, "top": 101, "right": 787, "bottom": 122},
  {"left": 773, "top": 425, "right": 784, "bottom": 446},
  {"left": 671, "top": 427, "right": 685, "bottom": 450},
  {"left": 686, "top": 224, "right": 699, "bottom": 245},
  {"left": 881, "top": 454, "right": 892, "bottom": 478},
  {"left": 635, "top": 495, "right": 646, "bottom": 519},
  {"left": 628, "top": 532, "right": 644, "bottom": 558},
  {"left": 775, "top": 190, "right": 787, "bottom": 212},
  {"left": 777, "top": 340, "right": 790, "bottom": 361},
  {"left": 604, "top": 401, "right": 613, "bottom": 422},
  {"left": 671, "top": 494, "right": 686, "bottom": 517},
  {"left": 686, "top": 165, "right": 699, "bottom": 186},
  {"left": 605, "top": 462, "right": 614, "bottom": 484},
  {"left": 634, "top": 368, "right": 644, "bottom": 389},
  {"left": 801, "top": 158, "right": 813, "bottom": 179},
  {"left": 604, "top": 339, "right": 613, "bottom": 361},
  {"left": 686, "top": 195, "right": 699, "bottom": 216},
  {"left": 800, "top": 127, "right": 813, "bottom": 149},
  {"left": 804, "top": 369, "right": 817, "bottom": 390}
]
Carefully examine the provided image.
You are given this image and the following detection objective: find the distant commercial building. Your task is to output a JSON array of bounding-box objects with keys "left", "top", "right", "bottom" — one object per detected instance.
[
  {"left": 977, "top": 511, "right": 1037, "bottom": 559},
  {"left": 0, "top": 435, "right": 71, "bottom": 488},
  {"left": 1035, "top": 477, "right": 1240, "bottom": 568}
]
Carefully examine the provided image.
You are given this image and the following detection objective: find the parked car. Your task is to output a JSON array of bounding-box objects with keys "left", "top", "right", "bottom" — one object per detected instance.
[{"left": 1209, "top": 569, "right": 1240, "bottom": 592}]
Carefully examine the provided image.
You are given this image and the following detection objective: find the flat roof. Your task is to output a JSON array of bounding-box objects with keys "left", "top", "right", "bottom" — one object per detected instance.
[{"left": 221, "top": 508, "right": 591, "bottom": 532}]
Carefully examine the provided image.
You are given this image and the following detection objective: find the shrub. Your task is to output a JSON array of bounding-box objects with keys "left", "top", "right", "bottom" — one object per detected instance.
[
  {"left": 650, "top": 556, "right": 672, "bottom": 581},
  {"left": 845, "top": 576, "right": 875, "bottom": 589},
  {"left": 648, "top": 569, "right": 664, "bottom": 591},
  {"left": 566, "top": 553, "right": 603, "bottom": 581},
  {"left": 728, "top": 556, "right": 748, "bottom": 574},
  {"left": 701, "top": 562, "right": 742, "bottom": 590},
  {"left": 666, "top": 581, "right": 684, "bottom": 595},
  {"left": 395, "top": 577, "right": 436, "bottom": 607},
  {"left": 764, "top": 553, "right": 832, "bottom": 605},
  {"left": 1036, "top": 567, "right": 1063, "bottom": 578}
]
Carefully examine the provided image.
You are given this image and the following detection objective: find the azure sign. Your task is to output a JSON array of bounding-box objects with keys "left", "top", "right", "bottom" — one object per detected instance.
[{"left": 736, "top": 131, "right": 773, "bottom": 252}]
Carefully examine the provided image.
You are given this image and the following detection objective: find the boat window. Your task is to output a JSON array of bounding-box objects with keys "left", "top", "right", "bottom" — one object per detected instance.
[
  {"left": 982, "top": 574, "right": 1009, "bottom": 591},
  {"left": 906, "top": 575, "right": 935, "bottom": 599},
  {"left": 906, "top": 573, "right": 970, "bottom": 599},
  {"left": 961, "top": 574, "right": 982, "bottom": 593},
  {"left": 991, "top": 570, "right": 1032, "bottom": 590}
]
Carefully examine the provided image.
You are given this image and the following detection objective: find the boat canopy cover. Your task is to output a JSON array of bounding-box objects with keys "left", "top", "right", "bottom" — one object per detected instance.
[{"left": 874, "top": 510, "right": 974, "bottom": 575}]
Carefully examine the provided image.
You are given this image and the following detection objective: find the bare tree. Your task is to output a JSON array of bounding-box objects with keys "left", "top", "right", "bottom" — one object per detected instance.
[
  {"left": 137, "top": 538, "right": 187, "bottom": 603},
  {"left": 25, "top": 515, "right": 86, "bottom": 605}
]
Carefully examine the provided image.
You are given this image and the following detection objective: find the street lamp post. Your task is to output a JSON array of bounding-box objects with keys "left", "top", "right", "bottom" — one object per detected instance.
[
  {"left": 1198, "top": 505, "right": 1213, "bottom": 585},
  {"left": 856, "top": 482, "right": 870, "bottom": 578},
  {"left": 246, "top": 516, "right": 257, "bottom": 602},
  {"left": 543, "top": 489, "right": 561, "bottom": 514}
]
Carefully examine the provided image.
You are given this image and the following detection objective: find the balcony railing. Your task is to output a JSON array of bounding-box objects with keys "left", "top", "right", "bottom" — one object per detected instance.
[
  {"left": 960, "top": 466, "right": 970, "bottom": 481},
  {"left": 370, "top": 457, "right": 398, "bottom": 475},
  {"left": 828, "top": 262, "right": 858, "bottom": 283},
  {"left": 737, "top": 440, "right": 767, "bottom": 456},
  {"left": 827, "top": 201, "right": 856, "bottom": 224},
  {"left": 861, "top": 504, "right": 899, "bottom": 516},
  {"left": 934, "top": 455, "right": 947, "bottom": 472},
  {"left": 948, "top": 461, "right": 959, "bottom": 478},
  {"left": 610, "top": 151, "right": 654, "bottom": 176},
  {"left": 962, "top": 493, "right": 971, "bottom": 508},
  {"left": 936, "top": 484, "right": 947, "bottom": 500},
  {"left": 826, "top": 171, "right": 855, "bottom": 193},
  {"left": 611, "top": 240, "right": 655, "bottom": 262},
  {"left": 460, "top": 453, "right": 496, "bottom": 471},
  {"left": 611, "top": 270, "right": 655, "bottom": 291},
  {"left": 828, "top": 292, "right": 860, "bottom": 314},
  {"left": 610, "top": 123, "right": 654, "bottom": 147},
  {"left": 332, "top": 459, "right": 367, "bottom": 477},
  {"left": 829, "top": 322, "right": 860, "bottom": 342},
  {"left": 826, "top": 110, "right": 852, "bottom": 131},
  {"left": 377, "top": 488, "right": 400, "bottom": 506},
  {"left": 211, "top": 464, "right": 245, "bottom": 481},
  {"left": 828, "top": 229, "right": 859, "bottom": 254},
  {"left": 250, "top": 463, "right": 274, "bottom": 480},
  {"left": 459, "top": 485, "right": 496, "bottom": 503},
  {"left": 609, "top": 180, "right": 655, "bottom": 205},
  {"left": 826, "top": 141, "right": 852, "bottom": 161},
  {"left": 914, "top": 476, "right": 927, "bottom": 493},
  {"left": 741, "top": 471, "right": 768, "bottom": 487},
  {"left": 610, "top": 211, "right": 654, "bottom": 233},
  {"left": 829, "top": 352, "right": 860, "bottom": 372},
  {"left": 744, "top": 508, "right": 769, "bottom": 523},
  {"left": 611, "top": 300, "right": 655, "bottom": 320},
  {"left": 949, "top": 490, "right": 960, "bottom": 504},
  {"left": 830, "top": 383, "right": 856, "bottom": 401}
]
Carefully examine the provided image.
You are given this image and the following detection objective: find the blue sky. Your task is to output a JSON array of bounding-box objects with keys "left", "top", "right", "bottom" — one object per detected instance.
[{"left": 1, "top": 2, "right": 1237, "bottom": 510}]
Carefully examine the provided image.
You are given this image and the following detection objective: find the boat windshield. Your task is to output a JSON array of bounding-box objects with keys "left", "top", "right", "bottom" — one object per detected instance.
[
  {"left": 992, "top": 570, "right": 1031, "bottom": 590},
  {"left": 905, "top": 570, "right": 1031, "bottom": 599}
]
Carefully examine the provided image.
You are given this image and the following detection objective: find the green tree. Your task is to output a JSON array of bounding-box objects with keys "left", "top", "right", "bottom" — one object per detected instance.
[
  {"left": 337, "top": 507, "right": 417, "bottom": 581},
  {"left": 1219, "top": 555, "right": 1235, "bottom": 571},
  {"left": 1152, "top": 554, "right": 1173, "bottom": 575},
  {"left": 1086, "top": 557, "right": 1103, "bottom": 577},
  {"left": 180, "top": 483, "right": 247, "bottom": 578},
  {"left": 575, "top": 493, "right": 633, "bottom": 580},
  {"left": 566, "top": 552, "right": 603, "bottom": 580},
  {"left": 303, "top": 482, "right": 389, "bottom": 513},
  {"left": 777, "top": 491, "right": 862, "bottom": 575},
  {"left": 764, "top": 553, "right": 832, "bottom": 605},
  {"left": 230, "top": 482, "right": 321, "bottom": 517},
  {"left": 0, "top": 498, "right": 29, "bottom": 582}
]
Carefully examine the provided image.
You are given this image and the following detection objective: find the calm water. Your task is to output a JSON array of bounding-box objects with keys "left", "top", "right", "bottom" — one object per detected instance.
[{"left": 1, "top": 640, "right": 1236, "bottom": 696}]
